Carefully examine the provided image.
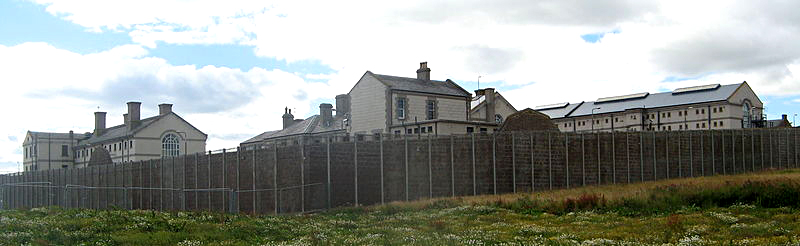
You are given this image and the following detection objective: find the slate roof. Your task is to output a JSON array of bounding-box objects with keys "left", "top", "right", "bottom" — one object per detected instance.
[
  {"left": 370, "top": 72, "right": 471, "bottom": 97},
  {"left": 470, "top": 92, "right": 518, "bottom": 112},
  {"left": 538, "top": 83, "right": 743, "bottom": 119},
  {"left": 241, "top": 114, "right": 347, "bottom": 145},
  {"left": 74, "top": 112, "right": 207, "bottom": 146},
  {"left": 27, "top": 131, "right": 78, "bottom": 140}
]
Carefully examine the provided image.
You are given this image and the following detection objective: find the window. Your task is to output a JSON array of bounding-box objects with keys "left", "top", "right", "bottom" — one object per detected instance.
[
  {"left": 702, "top": 123, "right": 706, "bottom": 128},
  {"left": 396, "top": 98, "right": 407, "bottom": 120},
  {"left": 24, "top": 148, "right": 27, "bottom": 158},
  {"left": 696, "top": 109, "right": 700, "bottom": 114},
  {"left": 668, "top": 126, "right": 672, "bottom": 131},
  {"left": 678, "top": 111, "right": 682, "bottom": 116},
  {"left": 161, "top": 133, "right": 181, "bottom": 157},
  {"left": 495, "top": 114, "right": 503, "bottom": 124},
  {"left": 113, "top": 143, "right": 117, "bottom": 151},
  {"left": 480, "top": 128, "right": 488, "bottom": 133},
  {"left": 61, "top": 145, "right": 68, "bottom": 157},
  {"left": 414, "top": 128, "right": 419, "bottom": 133},
  {"left": 426, "top": 100, "right": 436, "bottom": 120},
  {"left": 427, "top": 126, "right": 433, "bottom": 133},
  {"left": 564, "top": 123, "right": 568, "bottom": 127},
  {"left": 679, "top": 125, "right": 682, "bottom": 130},
  {"left": 713, "top": 122, "right": 717, "bottom": 127},
  {"left": 421, "top": 127, "right": 426, "bottom": 133},
  {"left": 467, "top": 127, "right": 474, "bottom": 133},
  {"left": 605, "top": 119, "right": 609, "bottom": 123},
  {"left": 394, "top": 130, "right": 401, "bottom": 135},
  {"left": 701, "top": 109, "right": 705, "bottom": 114},
  {"left": 719, "top": 106, "right": 724, "bottom": 112},
  {"left": 696, "top": 123, "right": 700, "bottom": 128},
  {"left": 719, "top": 121, "right": 723, "bottom": 127},
  {"left": 713, "top": 108, "right": 717, "bottom": 113},
  {"left": 668, "top": 112, "right": 671, "bottom": 117},
  {"left": 406, "top": 129, "right": 412, "bottom": 134},
  {"left": 615, "top": 117, "right": 618, "bottom": 122}
]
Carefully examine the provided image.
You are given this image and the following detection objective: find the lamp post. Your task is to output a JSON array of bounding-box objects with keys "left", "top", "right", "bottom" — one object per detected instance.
[
  {"left": 591, "top": 107, "right": 601, "bottom": 133},
  {"left": 685, "top": 106, "right": 693, "bottom": 130}
]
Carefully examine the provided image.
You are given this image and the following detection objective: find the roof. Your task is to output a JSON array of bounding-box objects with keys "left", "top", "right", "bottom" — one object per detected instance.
[
  {"left": 370, "top": 72, "right": 471, "bottom": 97},
  {"left": 27, "top": 131, "right": 77, "bottom": 139},
  {"left": 76, "top": 112, "right": 207, "bottom": 146},
  {"left": 537, "top": 83, "right": 744, "bottom": 119},
  {"left": 241, "top": 114, "right": 347, "bottom": 144},
  {"left": 470, "top": 92, "right": 518, "bottom": 112},
  {"left": 77, "top": 115, "right": 162, "bottom": 146}
]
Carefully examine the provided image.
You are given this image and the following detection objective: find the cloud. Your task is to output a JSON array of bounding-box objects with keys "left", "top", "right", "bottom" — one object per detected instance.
[{"left": 0, "top": 43, "right": 340, "bottom": 162}]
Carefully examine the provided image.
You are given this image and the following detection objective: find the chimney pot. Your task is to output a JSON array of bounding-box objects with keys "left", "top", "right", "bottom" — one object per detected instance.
[
  {"left": 320, "top": 103, "right": 333, "bottom": 127},
  {"left": 127, "top": 101, "right": 141, "bottom": 130},
  {"left": 94, "top": 112, "right": 107, "bottom": 136},
  {"left": 159, "top": 103, "right": 173, "bottom": 116},
  {"left": 282, "top": 106, "right": 295, "bottom": 129},
  {"left": 416, "top": 61, "right": 431, "bottom": 81},
  {"left": 335, "top": 94, "right": 350, "bottom": 117}
]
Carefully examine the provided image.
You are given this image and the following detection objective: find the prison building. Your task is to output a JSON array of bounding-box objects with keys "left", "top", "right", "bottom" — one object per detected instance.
[{"left": 536, "top": 82, "right": 764, "bottom": 133}]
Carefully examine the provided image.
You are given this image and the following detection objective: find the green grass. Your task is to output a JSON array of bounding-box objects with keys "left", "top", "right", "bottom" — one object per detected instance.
[{"left": 2, "top": 169, "right": 800, "bottom": 245}]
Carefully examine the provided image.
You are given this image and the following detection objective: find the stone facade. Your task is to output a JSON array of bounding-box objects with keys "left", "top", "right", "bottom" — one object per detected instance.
[{"left": 23, "top": 102, "right": 207, "bottom": 171}]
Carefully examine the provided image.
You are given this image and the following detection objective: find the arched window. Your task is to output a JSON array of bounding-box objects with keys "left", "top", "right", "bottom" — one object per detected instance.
[{"left": 162, "top": 133, "right": 180, "bottom": 157}]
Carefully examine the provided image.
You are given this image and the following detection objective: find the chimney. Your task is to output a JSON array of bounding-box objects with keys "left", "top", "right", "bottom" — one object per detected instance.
[
  {"left": 416, "top": 62, "right": 431, "bottom": 81},
  {"left": 484, "top": 88, "right": 496, "bottom": 123},
  {"left": 335, "top": 94, "right": 350, "bottom": 117},
  {"left": 127, "top": 101, "right": 141, "bottom": 130},
  {"left": 123, "top": 113, "right": 129, "bottom": 126},
  {"left": 159, "top": 103, "right": 173, "bottom": 116},
  {"left": 282, "top": 107, "right": 295, "bottom": 129},
  {"left": 782, "top": 114, "right": 788, "bottom": 124},
  {"left": 320, "top": 103, "right": 333, "bottom": 127},
  {"left": 94, "top": 112, "right": 107, "bottom": 136}
]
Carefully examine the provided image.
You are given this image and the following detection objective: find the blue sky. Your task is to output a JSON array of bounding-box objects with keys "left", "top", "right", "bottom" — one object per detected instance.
[{"left": 1, "top": 0, "right": 799, "bottom": 173}]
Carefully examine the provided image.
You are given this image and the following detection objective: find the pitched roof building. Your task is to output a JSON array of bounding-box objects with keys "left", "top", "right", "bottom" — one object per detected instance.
[
  {"left": 242, "top": 62, "right": 517, "bottom": 147},
  {"left": 536, "top": 82, "right": 764, "bottom": 132},
  {"left": 23, "top": 102, "right": 207, "bottom": 171}
]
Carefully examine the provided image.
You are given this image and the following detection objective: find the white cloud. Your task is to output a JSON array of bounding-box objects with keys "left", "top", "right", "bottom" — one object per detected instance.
[
  {"left": 0, "top": 42, "right": 338, "bottom": 166},
  {"left": 7, "top": 0, "right": 800, "bottom": 166}
]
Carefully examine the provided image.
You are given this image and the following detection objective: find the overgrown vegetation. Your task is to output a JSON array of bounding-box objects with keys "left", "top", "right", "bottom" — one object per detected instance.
[{"left": 2, "top": 169, "right": 800, "bottom": 245}]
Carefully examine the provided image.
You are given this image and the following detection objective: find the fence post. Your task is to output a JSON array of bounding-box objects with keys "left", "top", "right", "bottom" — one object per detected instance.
[
  {"left": 666, "top": 132, "right": 670, "bottom": 179},
  {"left": 207, "top": 151, "right": 211, "bottom": 211},
  {"left": 742, "top": 130, "right": 746, "bottom": 172},
  {"left": 172, "top": 156, "right": 176, "bottom": 211},
  {"left": 761, "top": 130, "right": 765, "bottom": 170},
  {"left": 711, "top": 131, "right": 716, "bottom": 174},
  {"left": 751, "top": 129, "right": 755, "bottom": 172},
  {"left": 511, "top": 133, "right": 516, "bottom": 193},
  {"left": 731, "top": 131, "right": 736, "bottom": 173},
  {"left": 652, "top": 132, "right": 657, "bottom": 180},
  {"left": 566, "top": 133, "right": 570, "bottom": 188},
  {"left": 581, "top": 133, "right": 585, "bottom": 186},
  {"left": 299, "top": 144, "right": 305, "bottom": 213},
  {"left": 273, "top": 146, "right": 278, "bottom": 214},
  {"left": 222, "top": 149, "right": 227, "bottom": 213},
  {"left": 722, "top": 130, "right": 727, "bottom": 174},
  {"left": 626, "top": 132, "right": 631, "bottom": 184},
  {"left": 405, "top": 136, "right": 410, "bottom": 201},
  {"left": 161, "top": 158, "right": 165, "bottom": 211},
  {"left": 450, "top": 135, "right": 455, "bottom": 197},
  {"left": 381, "top": 135, "right": 386, "bottom": 203},
  {"left": 194, "top": 153, "right": 198, "bottom": 211},
  {"left": 597, "top": 132, "right": 601, "bottom": 184},
  {"left": 471, "top": 134, "right": 476, "bottom": 195},
  {"left": 326, "top": 141, "right": 331, "bottom": 209},
  {"left": 689, "top": 131, "right": 693, "bottom": 177},
  {"left": 236, "top": 147, "right": 241, "bottom": 213},
  {"left": 548, "top": 132, "right": 553, "bottom": 190},
  {"left": 678, "top": 131, "right": 682, "bottom": 178},
  {"left": 428, "top": 135, "right": 433, "bottom": 198},
  {"left": 530, "top": 133, "right": 534, "bottom": 192},
  {"left": 612, "top": 131, "right": 616, "bottom": 184},
  {"left": 353, "top": 136, "right": 358, "bottom": 206},
  {"left": 492, "top": 134, "right": 497, "bottom": 195},
  {"left": 786, "top": 130, "right": 791, "bottom": 170}
]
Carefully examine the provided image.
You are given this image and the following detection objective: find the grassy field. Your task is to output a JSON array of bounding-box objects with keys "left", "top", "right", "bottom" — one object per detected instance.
[{"left": 2, "top": 169, "right": 800, "bottom": 245}]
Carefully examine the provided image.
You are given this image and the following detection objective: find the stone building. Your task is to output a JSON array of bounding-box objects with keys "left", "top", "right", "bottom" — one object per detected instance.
[
  {"left": 536, "top": 82, "right": 764, "bottom": 132},
  {"left": 22, "top": 102, "right": 207, "bottom": 171},
  {"left": 242, "top": 62, "right": 518, "bottom": 147}
]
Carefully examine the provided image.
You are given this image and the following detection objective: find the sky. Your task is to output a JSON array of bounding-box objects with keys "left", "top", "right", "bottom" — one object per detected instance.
[{"left": 1, "top": 0, "right": 800, "bottom": 173}]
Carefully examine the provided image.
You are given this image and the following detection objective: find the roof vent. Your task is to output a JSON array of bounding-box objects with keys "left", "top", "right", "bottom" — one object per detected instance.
[
  {"left": 596, "top": 92, "right": 649, "bottom": 103},
  {"left": 534, "top": 102, "right": 569, "bottom": 110},
  {"left": 672, "top": 84, "right": 720, "bottom": 94}
]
